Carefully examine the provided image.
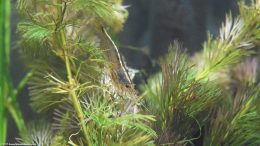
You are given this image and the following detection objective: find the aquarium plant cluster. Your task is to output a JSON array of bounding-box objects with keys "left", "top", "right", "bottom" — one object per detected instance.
[{"left": 0, "top": 0, "right": 260, "bottom": 146}]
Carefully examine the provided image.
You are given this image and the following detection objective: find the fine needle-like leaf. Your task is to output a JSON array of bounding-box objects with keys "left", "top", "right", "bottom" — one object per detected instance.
[
  {"left": 195, "top": 1, "right": 260, "bottom": 81},
  {"left": 141, "top": 41, "right": 220, "bottom": 145}
]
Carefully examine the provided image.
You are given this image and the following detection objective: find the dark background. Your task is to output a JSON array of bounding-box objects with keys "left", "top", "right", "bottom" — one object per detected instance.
[
  {"left": 8, "top": 0, "right": 238, "bottom": 143},
  {"left": 119, "top": 0, "right": 238, "bottom": 77}
]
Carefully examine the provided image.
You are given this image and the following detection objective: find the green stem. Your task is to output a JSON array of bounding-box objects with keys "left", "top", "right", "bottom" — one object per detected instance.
[
  {"left": 1, "top": 0, "right": 27, "bottom": 140},
  {"left": 5, "top": 100, "right": 25, "bottom": 133},
  {"left": 55, "top": 1, "right": 91, "bottom": 144},
  {"left": 0, "top": 0, "right": 10, "bottom": 143},
  {"left": 5, "top": 72, "right": 31, "bottom": 133},
  {"left": 58, "top": 28, "right": 91, "bottom": 145},
  {"left": 12, "top": 71, "right": 33, "bottom": 101}
]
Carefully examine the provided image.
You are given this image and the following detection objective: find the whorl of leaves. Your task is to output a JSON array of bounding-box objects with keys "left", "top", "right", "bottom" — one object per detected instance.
[
  {"left": 17, "top": 121, "right": 54, "bottom": 146},
  {"left": 201, "top": 2, "right": 260, "bottom": 145},
  {"left": 195, "top": 1, "right": 260, "bottom": 80},
  {"left": 204, "top": 85, "right": 260, "bottom": 146},
  {"left": 81, "top": 94, "right": 157, "bottom": 146},
  {"left": 141, "top": 42, "right": 220, "bottom": 145},
  {"left": 72, "top": 0, "right": 128, "bottom": 31}
]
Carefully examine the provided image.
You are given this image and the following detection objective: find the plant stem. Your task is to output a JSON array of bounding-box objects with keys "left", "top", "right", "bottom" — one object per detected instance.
[
  {"left": 5, "top": 100, "right": 25, "bottom": 132},
  {"left": 0, "top": 0, "right": 26, "bottom": 138},
  {"left": 58, "top": 28, "right": 91, "bottom": 145},
  {"left": 0, "top": 0, "right": 10, "bottom": 143},
  {"left": 54, "top": 1, "right": 90, "bottom": 144},
  {"left": 6, "top": 72, "right": 32, "bottom": 133}
]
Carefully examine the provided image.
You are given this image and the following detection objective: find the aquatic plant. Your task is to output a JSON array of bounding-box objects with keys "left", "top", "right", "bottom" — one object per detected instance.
[
  {"left": 0, "top": 0, "right": 259, "bottom": 145},
  {"left": 16, "top": 0, "right": 155, "bottom": 145},
  {"left": 0, "top": 0, "right": 31, "bottom": 144},
  {"left": 141, "top": 0, "right": 260, "bottom": 145}
]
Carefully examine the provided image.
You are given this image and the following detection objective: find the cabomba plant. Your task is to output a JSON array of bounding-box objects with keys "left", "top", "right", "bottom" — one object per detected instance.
[
  {"left": 16, "top": 0, "right": 155, "bottom": 145},
  {"left": 1, "top": 0, "right": 259, "bottom": 145}
]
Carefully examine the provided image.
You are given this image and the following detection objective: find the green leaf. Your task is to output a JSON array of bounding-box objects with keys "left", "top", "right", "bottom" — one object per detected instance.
[
  {"left": 73, "top": 0, "right": 128, "bottom": 31},
  {"left": 82, "top": 95, "right": 156, "bottom": 146},
  {"left": 204, "top": 85, "right": 260, "bottom": 146},
  {"left": 141, "top": 41, "right": 220, "bottom": 145},
  {"left": 196, "top": 10, "right": 259, "bottom": 80},
  {"left": 18, "top": 22, "right": 52, "bottom": 43}
]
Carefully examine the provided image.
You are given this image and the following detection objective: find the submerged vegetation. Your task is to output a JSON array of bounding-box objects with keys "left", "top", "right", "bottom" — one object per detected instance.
[
  {"left": 1, "top": 0, "right": 31, "bottom": 144},
  {"left": 0, "top": 0, "right": 259, "bottom": 145}
]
